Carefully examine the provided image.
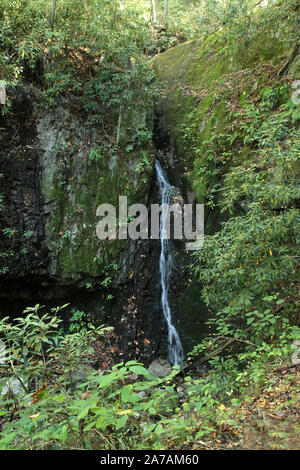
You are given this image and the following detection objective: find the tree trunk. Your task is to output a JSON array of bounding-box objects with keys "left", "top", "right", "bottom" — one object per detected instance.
[
  {"left": 50, "top": 0, "right": 57, "bottom": 32},
  {"left": 151, "top": 0, "right": 157, "bottom": 24},
  {"left": 164, "top": 0, "right": 168, "bottom": 22}
]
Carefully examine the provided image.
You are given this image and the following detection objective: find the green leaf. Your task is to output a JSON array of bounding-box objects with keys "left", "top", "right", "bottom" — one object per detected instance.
[
  {"left": 78, "top": 406, "right": 90, "bottom": 420},
  {"left": 121, "top": 386, "right": 131, "bottom": 403},
  {"left": 115, "top": 415, "right": 128, "bottom": 430}
]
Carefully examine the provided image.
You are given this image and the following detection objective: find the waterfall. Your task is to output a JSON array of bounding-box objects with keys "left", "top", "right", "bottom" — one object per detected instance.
[{"left": 155, "top": 159, "right": 184, "bottom": 366}]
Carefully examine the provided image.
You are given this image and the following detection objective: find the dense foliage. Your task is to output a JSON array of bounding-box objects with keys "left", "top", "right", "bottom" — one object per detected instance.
[
  {"left": 0, "top": 304, "right": 298, "bottom": 449},
  {"left": 0, "top": 0, "right": 158, "bottom": 112},
  {"left": 191, "top": 83, "right": 299, "bottom": 357}
]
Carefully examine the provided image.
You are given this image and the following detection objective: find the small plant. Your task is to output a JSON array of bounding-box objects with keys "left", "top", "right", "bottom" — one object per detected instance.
[
  {"left": 61, "top": 230, "right": 72, "bottom": 241},
  {"left": 68, "top": 308, "right": 90, "bottom": 334},
  {"left": 23, "top": 230, "right": 34, "bottom": 239},
  {"left": 135, "top": 124, "right": 152, "bottom": 145},
  {"left": 125, "top": 126, "right": 152, "bottom": 153},
  {"left": 88, "top": 146, "right": 102, "bottom": 166},
  {"left": 2, "top": 228, "right": 18, "bottom": 239},
  {"left": 135, "top": 152, "right": 152, "bottom": 174}
]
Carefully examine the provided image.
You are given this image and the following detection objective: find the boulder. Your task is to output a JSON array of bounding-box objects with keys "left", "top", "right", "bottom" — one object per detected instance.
[{"left": 147, "top": 358, "right": 172, "bottom": 378}]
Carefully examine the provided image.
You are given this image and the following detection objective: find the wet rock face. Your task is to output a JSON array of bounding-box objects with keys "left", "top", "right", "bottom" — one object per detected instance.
[
  {"left": 0, "top": 85, "right": 164, "bottom": 365},
  {"left": 0, "top": 85, "right": 154, "bottom": 300},
  {"left": 0, "top": 87, "right": 49, "bottom": 298},
  {"left": 0, "top": 85, "right": 186, "bottom": 366},
  {"left": 111, "top": 237, "right": 165, "bottom": 365},
  {"left": 0, "top": 88, "right": 95, "bottom": 299}
]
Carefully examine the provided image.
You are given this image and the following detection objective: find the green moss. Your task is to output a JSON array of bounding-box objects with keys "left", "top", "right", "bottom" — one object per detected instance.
[
  {"left": 42, "top": 118, "right": 154, "bottom": 281},
  {"left": 153, "top": 16, "right": 297, "bottom": 197},
  {"left": 152, "top": 11, "right": 299, "bottom": 247},
  {"left": 53, "top": 147, "right": 153, "bottom": 276}
]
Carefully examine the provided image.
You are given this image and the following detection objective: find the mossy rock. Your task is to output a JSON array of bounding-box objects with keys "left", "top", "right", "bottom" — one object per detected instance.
[
  {"left": 38, "top": 99, "right": 155, "bottom": 285},
  {"left": 152, "top": 16, "right": 297, "bottom": 204}
]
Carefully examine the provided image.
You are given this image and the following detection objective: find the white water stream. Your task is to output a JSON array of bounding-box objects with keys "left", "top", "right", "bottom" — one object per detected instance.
[{"left": 155, "top": 160, "right": 184, "bottom": 365}]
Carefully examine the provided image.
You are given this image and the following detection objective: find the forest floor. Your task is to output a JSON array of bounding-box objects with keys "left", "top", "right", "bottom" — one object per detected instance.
[
  {"left": 92, "top": 331, "right": 300, "bottom": 450},
  {"left": 188, "top": 364, "right": 300, "bottom": 450}
]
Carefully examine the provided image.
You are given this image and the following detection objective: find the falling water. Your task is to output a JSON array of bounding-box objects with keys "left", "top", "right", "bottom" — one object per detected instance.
[{"left": 155, "top": 160, "right": 184, "bottom": 366}]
